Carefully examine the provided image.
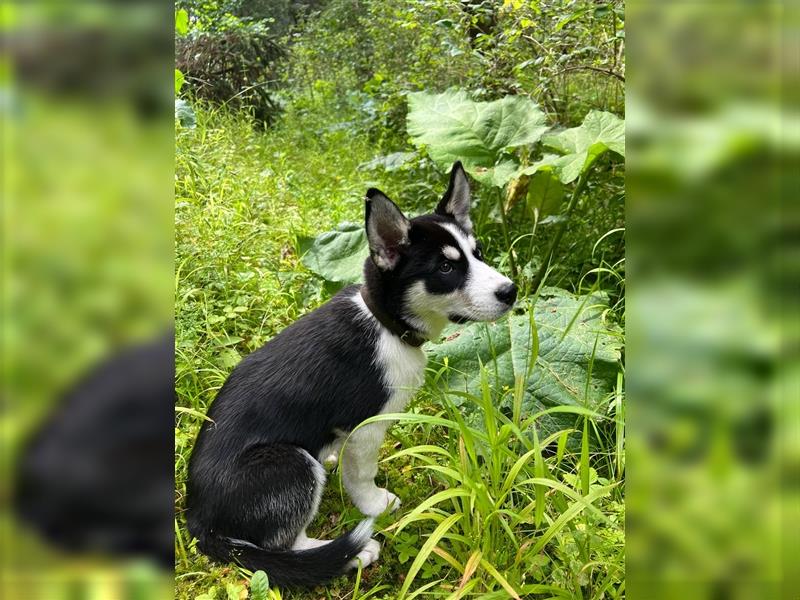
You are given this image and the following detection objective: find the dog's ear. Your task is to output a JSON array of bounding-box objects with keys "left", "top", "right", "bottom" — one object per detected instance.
[
  {"left": 365, "top": 189, "right": 411, "bottom": 271},
  {"left": 435, "top": 161, "right": 472, "bottom": 233}
]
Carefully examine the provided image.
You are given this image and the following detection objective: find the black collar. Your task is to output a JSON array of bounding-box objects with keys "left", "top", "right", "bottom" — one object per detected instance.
[{"left": 360, "top": 287, "right": 427, "bottom": 347}]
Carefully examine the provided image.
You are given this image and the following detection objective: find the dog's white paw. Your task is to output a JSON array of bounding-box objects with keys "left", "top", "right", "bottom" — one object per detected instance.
[
  {"left": 348, "top": 538, "right": 381, "bottom": 570},
  {"left": 356, "top": 488, "right": 401, "bottom": 517}
]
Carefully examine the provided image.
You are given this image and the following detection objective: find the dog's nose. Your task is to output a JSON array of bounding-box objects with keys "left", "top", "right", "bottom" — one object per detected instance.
[{"left": 495, "top": 283, "right": 517, "bottom": 306}]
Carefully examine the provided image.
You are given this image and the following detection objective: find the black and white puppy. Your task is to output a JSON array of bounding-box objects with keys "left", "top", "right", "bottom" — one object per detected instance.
[{"left": 186, "top": 162, "right": 517, "bottom": 587}]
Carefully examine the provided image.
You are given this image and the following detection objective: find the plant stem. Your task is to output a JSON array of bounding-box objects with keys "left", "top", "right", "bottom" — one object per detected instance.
[
  {"left": 497, "top": 188, "right": 518, "bottom": 280},
  {"left": 532, "top": 170, "right": 590, "bottom": 291}
]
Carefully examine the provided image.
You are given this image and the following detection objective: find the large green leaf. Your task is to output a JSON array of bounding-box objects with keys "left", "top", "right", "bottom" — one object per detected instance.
[
  {"left": 527, "top": 111, "right": 625, "bottom": 183},
  {"left": 526, "top": 170, "right": 564, "bottom": 218},
  {"left": 407, "top": 89, "right": 549, "bottom": 187},
  {"left": 299, "top": 222, "right": 368, "bottom": 284},
  {"left": 469, "top": 159, "right": 521, "bottom": 188},
  {"left": 428, "top": 288, "right": 622, "bottom": 437},
  {"left": 175, "top": 98, "right": 195, "bottom": 129}
]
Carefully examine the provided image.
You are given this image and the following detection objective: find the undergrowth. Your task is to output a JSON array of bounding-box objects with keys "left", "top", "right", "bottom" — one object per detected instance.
[{"left": 175, "top": 104, "right": 625, "bottom": 599}]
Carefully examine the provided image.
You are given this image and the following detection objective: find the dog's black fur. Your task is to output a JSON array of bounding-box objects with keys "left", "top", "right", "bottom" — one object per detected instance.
[{"left": 187, "top": 292, "right": 387, "bottom": 584}]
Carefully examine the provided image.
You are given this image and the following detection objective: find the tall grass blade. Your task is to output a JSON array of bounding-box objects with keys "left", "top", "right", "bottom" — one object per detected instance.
[
  {"left": 458, "top": 550, "right": 483, "bottom": 591},
  {"left": 580, "top": 416, "right": 590, "bottom": 496},
  {"left": 431, "top": 546, "right": 463, "bottom": 572},
  {"left": 406, "top": 579, "right": 446, "bottom": 600},
  {"left": 392, "top": 489, "right": 470, "bottom": 535},
  {"left": 398, "top": 514, "right": 462, "bottom": 599},
  {"left": 533, "top": 426, "right": 546, "bottom": 527},
  {"left": 530, "top": 484, "right": 615, "bottom": 554},
  {"left": 479, "top": 558, "right": 522, "bottom": 599},
  {"left": 556, "top": 430, "right": 568, "bottom": 465},
  {"left": 614, "top": 371, "right": 624, "bottom": 479}
]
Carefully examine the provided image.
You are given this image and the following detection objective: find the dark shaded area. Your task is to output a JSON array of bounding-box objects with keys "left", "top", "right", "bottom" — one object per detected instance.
[
  {"left": 176, "top": 30, "right": 286, "bottom": 124},
  {"left": 14, "top": 332, "right": 175, "bottom": 569},
  {"left": 6, "top": 4, "right": 173, "bottom": 117}
]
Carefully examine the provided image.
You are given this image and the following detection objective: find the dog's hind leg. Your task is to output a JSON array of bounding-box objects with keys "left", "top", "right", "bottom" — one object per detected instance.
[
  {"left": 348, "top": 537, "right": 381, "bottom": 569},
  {"left": 211, "top": 444, "right": 325, "bottom": 551},
  {"left": 341, "top": 424, "right": 400, "bottom": 517},
  {"left": 291, "top": 450, "right": 382, "bottom": 567},
  {"left": 319, "top": 433, "right": 345, "bottom": 466},
  {"left": 289, "top": 449, "right": 329, "bottom": 550}
]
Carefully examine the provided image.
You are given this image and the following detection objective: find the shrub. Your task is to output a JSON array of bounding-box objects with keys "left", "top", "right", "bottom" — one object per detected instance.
[{"left": 177, "top": 28, "right": 286, "bottom": 124}]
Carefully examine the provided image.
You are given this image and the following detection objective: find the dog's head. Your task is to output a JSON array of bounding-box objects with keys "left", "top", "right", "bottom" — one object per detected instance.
[{"left": 364, "top": 161, "right": 517, "bottom": 339}]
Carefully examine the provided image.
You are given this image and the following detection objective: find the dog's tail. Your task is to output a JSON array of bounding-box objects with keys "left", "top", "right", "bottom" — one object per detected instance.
[{"left": 197, "top": 519, "right": 375, "bottom": 588}]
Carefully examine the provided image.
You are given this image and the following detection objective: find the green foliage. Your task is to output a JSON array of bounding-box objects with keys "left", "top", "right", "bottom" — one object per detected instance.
[
  {"left": 526, "top": 170, "right": 565, "bottom": 218},
  {"left": 468, "top": 0, "right": 625, "bottom": 119},
  {"left": 531, "top": 110, "right": 625, "bottom": 183},
  {"left": 175, "top": 0, "right": 288, "bottom": 123},
  {"left": 353, "top": 358, "right": 624, "bottom": 598},
  {"left": 175, "top": 68, "right": 186, "bottom": 95},
  {"left": 358, "top": 151, "right": 417, "bottom": 172},
  {"left": 176, "top": 29, "right": 286, "bottom": 124},
  {"left": 407, "top": 89, "right": 548, "bottom": 187},
  {"left": 428, "top": 288, "right": 622, "bottom": 437},
  {"left": 299, "top": 222, "right": 368, "bottom": 284},
  {"left": 249, "top": 571, "right": 270, "bottom": 600},
  {"left": 176, "top": 8, "right": 189, "bottom": 36},
  {"left": 175, "top": 98, "right": 196, "bottom": 128}
]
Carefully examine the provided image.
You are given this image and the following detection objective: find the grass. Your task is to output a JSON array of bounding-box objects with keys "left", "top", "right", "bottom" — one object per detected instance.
[{"left": 175, "top": 105, "right": 625, "bottom": 599}]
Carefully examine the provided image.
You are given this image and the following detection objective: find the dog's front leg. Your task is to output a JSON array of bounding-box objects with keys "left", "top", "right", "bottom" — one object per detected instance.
[{"left": 341, "top": 424, "right": 400, "bottom": 517}]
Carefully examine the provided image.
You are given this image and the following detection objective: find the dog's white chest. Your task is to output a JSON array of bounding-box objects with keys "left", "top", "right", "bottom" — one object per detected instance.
[
  {"left": 374, "top": 330, "right": 427, "bottom": 414},
  {"left": 352, "top": 291, "right": 427, "bottom": 414}
]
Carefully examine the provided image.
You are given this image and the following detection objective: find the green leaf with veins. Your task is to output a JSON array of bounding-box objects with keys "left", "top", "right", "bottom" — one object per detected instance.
[
  {"left": 249, "top": 571, "right": 269, "bottom": 600},
  {"left": 175, "top": 98, "right": 195, "bottom": 128},
  {"left": 469, "top": 159, "right": 521, "bottom": 188},
  {"left": 299, "top": 222, "right": 368, "bottom": 284},
  {"left": 407, "top": 89, "right": 549, "bottom": 187},
  {"left": 526, "top": 170, "right": 564, "bottom": 217},
  {"left": 428, "top": 288, "right": 622, "bottom": 438},
  {"left": 525, "top": 111, "right": 625, "bottom": 183}
]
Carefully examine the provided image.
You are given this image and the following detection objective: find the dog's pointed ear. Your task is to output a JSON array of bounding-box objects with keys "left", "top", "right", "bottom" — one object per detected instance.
[
  {"left": 365, "top": 188, "right": 411, "bottom": 271},
  {"left": 435, "top": 161, "right": 472, "bottom": 233}
]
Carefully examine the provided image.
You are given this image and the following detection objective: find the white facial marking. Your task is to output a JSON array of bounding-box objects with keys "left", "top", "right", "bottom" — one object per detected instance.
[
  {"left": 442, "top": 245, "right": 461, "bottom": 261},
  {"left": 403, "top": 223, "right": 514, "bottom": 328},
  {"left": 403, "top": 280, "right": 455, "bottom": 339}
]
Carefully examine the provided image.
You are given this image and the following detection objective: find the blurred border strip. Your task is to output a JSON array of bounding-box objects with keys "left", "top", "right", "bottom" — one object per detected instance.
[
  {"left": 627, "top": 1, "right": 797, "bottom": 598},
  {"left": 2, "top": 1, "right": 174, "bottom": 598}
]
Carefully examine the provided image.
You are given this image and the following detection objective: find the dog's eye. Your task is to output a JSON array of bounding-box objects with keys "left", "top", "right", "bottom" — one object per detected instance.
[
  {"left": 474, "top": 248, "right": 483, "bottom": 261},
  {"left": 439, "top": 261, "right": 453, "bottom": 274}
]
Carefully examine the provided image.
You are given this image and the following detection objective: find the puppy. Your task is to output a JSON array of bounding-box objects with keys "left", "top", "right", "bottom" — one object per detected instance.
[{"left": 186, "top": 162, "right": 516, "bottom": 587}]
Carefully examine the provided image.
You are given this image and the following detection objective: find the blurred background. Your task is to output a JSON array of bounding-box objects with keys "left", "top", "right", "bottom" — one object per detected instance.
[
  {"left": 626, "top": 1, "right": 796, "bottom": 599},
  {"left": 1, "top": 0, "right": 796, "bottom": 599},
  {"left": 1, "top": 1, "right": 174, "bottom": 599}
]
